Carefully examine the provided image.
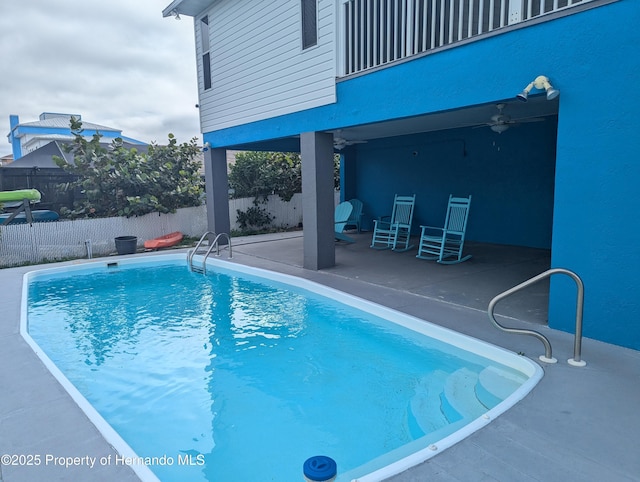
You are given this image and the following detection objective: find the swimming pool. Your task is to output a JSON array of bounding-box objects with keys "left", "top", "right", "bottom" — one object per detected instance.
[{"left": 22, "top": 254, "right": 542, "bottom": 481}]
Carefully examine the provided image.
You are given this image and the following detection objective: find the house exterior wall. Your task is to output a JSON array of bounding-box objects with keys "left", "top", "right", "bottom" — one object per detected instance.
[
  {"left": 544, "top": 1, "right": 640, "bottom": 349},
  {"left": 196, "top": 0, "right": 336, "bottom": 134},
  {"left": 194, "top": 0, "right": 640, "bottom": 349}
]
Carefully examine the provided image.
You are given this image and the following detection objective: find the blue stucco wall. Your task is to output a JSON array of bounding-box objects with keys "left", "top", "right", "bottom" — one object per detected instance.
[
  {"left": 544, "top": 1, "right": 640, "bottom": 349},
  {"left": 205, "top": 1, "right": 640, "bottom": 350}
]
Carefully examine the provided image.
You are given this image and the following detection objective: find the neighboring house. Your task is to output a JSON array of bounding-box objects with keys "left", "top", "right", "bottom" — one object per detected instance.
[
  {"left": 6, "top": 112, "right": 146, "bottom": 160},
  {"left": 163, "top": 1, "right": 640, "bottom": 350},
  {"left": 4, "top": 139, "right": 148, "bottom": 169},
  {"left": 2, "top": 114, "right": 148, "bottom": 211}
]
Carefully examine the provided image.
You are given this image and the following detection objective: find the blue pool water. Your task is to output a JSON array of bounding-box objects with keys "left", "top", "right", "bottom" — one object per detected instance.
[{"left": 24, "top": 256, "right": 540, "bottom": 481}]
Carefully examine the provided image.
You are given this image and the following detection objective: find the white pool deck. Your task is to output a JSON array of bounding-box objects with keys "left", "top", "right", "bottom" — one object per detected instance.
[{"left": 1, "top": 231, "right": 639, "bottom": 481}]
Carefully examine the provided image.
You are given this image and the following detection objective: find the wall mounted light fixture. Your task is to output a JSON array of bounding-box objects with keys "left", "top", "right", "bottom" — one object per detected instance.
[
  {"left": 170, "top": 9, "right": 181, "bottom": 20},
  {"left": 516, "top": 75, "right": 559, "bottom": 102}
]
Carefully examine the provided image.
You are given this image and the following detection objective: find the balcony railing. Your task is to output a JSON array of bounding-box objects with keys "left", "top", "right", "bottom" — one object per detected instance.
[{"left": 339, "top": 0, "right": 597, "bottom": 76}]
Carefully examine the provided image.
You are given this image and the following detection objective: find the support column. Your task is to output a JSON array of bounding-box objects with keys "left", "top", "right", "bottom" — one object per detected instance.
[
  {"left": 203, "top": 147, "right": 231, "bottom": 239},
  {"left": 301, "top": 131, "right": 335, "bottom": 270}
]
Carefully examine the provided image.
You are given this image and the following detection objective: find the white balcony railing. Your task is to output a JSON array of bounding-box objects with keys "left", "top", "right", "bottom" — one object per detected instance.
[{"left": 339, "top": 0, "right": 597, "bottom": 76}]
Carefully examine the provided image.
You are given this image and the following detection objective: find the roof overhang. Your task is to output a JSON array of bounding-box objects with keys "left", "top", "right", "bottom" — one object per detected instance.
[
  {"left": 162, "top": 0, "right": 212, "bottom": 18},
  {"left": 208, "top": 95, "right": 559, "bottom": 153}
]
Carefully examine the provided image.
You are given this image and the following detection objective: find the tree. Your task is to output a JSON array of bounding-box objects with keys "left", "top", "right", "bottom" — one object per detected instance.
[
  {"left": 54, "top": 118, "right": 203, "bottom": 218},
  {"left": 228, "top": 151, "right": 299, "bottom": 202},
  {"left": 229, "top": 151, "right": 340, "bottom": 201}
]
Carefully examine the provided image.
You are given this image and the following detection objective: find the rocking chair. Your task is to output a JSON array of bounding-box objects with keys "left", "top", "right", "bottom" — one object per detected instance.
[
  {"left": 370, "top": 194, "right": 416, "bottom": 252},
  {"left": 416, "top": 195, "right": 472, "bottom": 264}
]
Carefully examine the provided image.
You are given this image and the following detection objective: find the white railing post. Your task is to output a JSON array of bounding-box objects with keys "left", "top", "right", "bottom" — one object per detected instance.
[
  {"left": 454, "top": 0, "right": 461, "bottom": 43},
  {"left": 508, "top": 0, "right": 524, "bottom": 24},
  {"left": 373, "top": 0, "right": 379, "bottom": 67},
  {"left": 337, "top": 0, "right": 347, "bottom": 77},
  {"left": 405, "top": 0, "right": 414, "bottom": 57}
]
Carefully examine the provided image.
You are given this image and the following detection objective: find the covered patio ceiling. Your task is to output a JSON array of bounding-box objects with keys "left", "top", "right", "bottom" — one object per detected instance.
[{"left": 329, "top": 94, "right": 559, "bottom": 146}]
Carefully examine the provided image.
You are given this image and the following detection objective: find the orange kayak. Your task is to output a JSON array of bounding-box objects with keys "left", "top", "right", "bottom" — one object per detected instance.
[{"left": 144, "top": 231, "right": 184, "bottom": 250}]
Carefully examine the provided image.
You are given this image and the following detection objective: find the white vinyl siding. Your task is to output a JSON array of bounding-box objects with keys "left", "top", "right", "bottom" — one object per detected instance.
[{"left": 196, "top": 0, "right": 336, "bottom": 134}]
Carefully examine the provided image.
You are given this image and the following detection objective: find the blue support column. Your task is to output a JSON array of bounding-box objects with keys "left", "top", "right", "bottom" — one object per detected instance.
[
  {"left": 203, "top": 147, "right": 231, "bottom": 239},
  {"left": 301, "top": 131, "right": 335, "bottom": 270},
  {"left": 9, "top": 115, "right": 22, "bottom": 160}
]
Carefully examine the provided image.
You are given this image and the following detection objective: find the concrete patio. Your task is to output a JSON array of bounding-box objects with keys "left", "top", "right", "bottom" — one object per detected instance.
[{"left": 1, "top": 231, "right": 639, "bottom": 481}]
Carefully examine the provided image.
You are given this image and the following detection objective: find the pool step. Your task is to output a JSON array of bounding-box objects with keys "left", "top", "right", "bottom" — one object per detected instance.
[
  {"left": 475, "top": 366, "right": 527, "bottom": 409},
  {"left": 440, "top": 368, "right": 486, "bottom": 423},
  {"left": 407, "top": 370, "right": 450, "bottom": 436},
  {"left": 190, "top": 260, "right": 205, "bottom": 274},
  {"left": 407, "top": 366, "right": 525, "bottom": 436}
]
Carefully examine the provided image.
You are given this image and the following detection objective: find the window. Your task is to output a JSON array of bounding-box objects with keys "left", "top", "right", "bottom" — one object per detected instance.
[
  {"left": 301, "top": 0, "right": 317, "bottom": 49},
  {"left": 202, "top": 53, "right": 211, "bottom": 91},
  {"left": 200, "top": 16, "right": 212, "bottom": 90}
]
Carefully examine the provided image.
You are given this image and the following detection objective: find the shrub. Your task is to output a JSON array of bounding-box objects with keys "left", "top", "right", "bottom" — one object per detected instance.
[{"left": 235, "top": 205, "right": 275, "bottom": 232}]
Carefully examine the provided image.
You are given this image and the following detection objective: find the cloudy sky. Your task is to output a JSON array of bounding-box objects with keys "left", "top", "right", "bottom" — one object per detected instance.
[{"left": 0, "top": 0, "right": 200, "bottom": 157}]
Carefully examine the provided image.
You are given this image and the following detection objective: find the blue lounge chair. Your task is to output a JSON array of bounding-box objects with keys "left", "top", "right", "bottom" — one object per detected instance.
[
  {"left": 416, "top": 195, "right": 472, "bottom": 264},
  {"left": 345, "top": 199, "right": 364, "bottom": 233},
  {"left": 335, "top": 201, "right": 355, "bottom": 243},
  {"left": 370, "top": 194, "right": 416, "bottom": 252}
]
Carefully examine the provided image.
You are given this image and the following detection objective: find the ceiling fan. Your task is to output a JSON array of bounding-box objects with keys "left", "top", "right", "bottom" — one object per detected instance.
[
  {"left": 478, "top": 103, "right": 546, "bottom": 133},
  {"left": 333, "top": 130, "right": 367, "bottom": 150}
]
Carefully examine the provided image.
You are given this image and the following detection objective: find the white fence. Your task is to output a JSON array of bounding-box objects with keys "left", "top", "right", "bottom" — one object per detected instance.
[
  {"left": 229, "top": 193, "right": 304, "bottom": 230},
  {"left": 0, "top": 193, "right": 312, "bottom": 268}
]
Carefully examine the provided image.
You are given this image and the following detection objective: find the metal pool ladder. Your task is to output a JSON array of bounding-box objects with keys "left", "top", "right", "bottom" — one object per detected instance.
[
  {"left": 188, "top": 231, "right": 232, "bottom": 274},
  {"left": 487, "top": 268, "right": 586, "bottom": 366}
]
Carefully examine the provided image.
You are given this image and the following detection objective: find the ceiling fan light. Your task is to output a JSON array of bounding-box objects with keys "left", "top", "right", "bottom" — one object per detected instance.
[{"left": 490, "top": 124, "right": 509, "bottom": 134}]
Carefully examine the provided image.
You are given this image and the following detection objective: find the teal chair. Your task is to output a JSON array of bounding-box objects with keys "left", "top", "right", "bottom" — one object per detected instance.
[
  {"left": 370, "top": 194, "right": 416, "bottom": 252},
  {"left": 345, "top": 199, "right": 364, "bottom": 233},
  {"left": 335, "top": 201, "right": 355, "bottom": 243},
  {"left": 416, "top": 195, "right": 472, "bottom": 264}
]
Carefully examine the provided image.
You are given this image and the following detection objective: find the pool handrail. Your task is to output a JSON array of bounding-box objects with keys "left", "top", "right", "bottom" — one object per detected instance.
[
  {"left": 188, "top": 231, "right": 232, "bottom": 273},
  {"left": 187, "top": 231, "right": 215, "bottom": 271},
  {"left": 487, "top": 268, "right": 585, "bottom": 367},
  {"left": 211, "top": 233, "right": 232, "bottom": 259}
]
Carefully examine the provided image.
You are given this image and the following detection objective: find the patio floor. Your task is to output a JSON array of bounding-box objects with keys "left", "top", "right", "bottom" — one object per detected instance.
[{"left": 1, "top": 231, "right": 639, "bottom": 481}]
